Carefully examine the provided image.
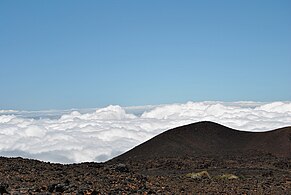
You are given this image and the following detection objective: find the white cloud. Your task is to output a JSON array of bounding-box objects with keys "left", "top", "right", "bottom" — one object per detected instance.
[{"left": 0, "top": 101, "right": 291, "bottom": 164}]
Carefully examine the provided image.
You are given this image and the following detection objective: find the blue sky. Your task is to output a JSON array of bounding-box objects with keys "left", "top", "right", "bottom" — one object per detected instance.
[{"left": 0, "top": 0, "right": 290, "bottom": 110}]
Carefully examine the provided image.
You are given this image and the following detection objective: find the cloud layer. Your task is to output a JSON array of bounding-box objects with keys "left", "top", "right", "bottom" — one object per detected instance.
[{"left": 1, "top": 101, "right": 291, "bottom": 163}]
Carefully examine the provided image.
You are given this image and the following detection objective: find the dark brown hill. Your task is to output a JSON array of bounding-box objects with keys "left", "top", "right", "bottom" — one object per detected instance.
[{"left": 112, "top": 121, "right": 291, "bottom": 162}]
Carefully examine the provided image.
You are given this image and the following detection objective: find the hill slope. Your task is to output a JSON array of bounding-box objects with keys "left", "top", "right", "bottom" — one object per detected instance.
[{"left": 112, "top": 121, "right": 291, "bottom": 161}]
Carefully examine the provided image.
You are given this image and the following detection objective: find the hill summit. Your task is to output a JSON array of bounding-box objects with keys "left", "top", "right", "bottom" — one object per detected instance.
[{"left": 112, "top": 121, "right": 291, "bottom": 162}]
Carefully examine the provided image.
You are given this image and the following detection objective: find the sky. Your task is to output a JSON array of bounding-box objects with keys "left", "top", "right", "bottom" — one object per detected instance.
[{"left": 0, "top": 0, "right": 291, "bottom": 110}]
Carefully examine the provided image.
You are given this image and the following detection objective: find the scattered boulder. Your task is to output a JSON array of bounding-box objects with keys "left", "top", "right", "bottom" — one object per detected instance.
[
  {"left": 0, "top": 182, "right": 9, "bottom": 194},
  {"left": 47, "top": 184, "right": 57, "bottom": 193},
  {"left": 115, "top": 164, "right": 129, "bottom": 173},
  {"left": 55, "top": 183, "right": 66, "bottom": 193},
  {"left": 91, "top": 190, "right": 99, "bottom": 195},
  {"left": 47, "top": 181, "right": 69, "bottom": 193}
]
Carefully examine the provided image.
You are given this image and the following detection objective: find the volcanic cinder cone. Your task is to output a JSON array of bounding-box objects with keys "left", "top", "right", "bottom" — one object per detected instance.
[{"left": 112, "top": 121, "right": 291, "bottom": 162}]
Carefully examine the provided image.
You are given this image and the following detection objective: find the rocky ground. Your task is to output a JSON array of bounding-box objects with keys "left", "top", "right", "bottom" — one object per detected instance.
[{"left": 0, "top": 153, "right": 290, "bottom": 194}]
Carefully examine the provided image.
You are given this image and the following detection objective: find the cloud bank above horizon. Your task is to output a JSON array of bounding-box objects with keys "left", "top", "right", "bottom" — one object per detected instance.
[{"left": 1, "top": 101, "right": 291, "bottom": 164}]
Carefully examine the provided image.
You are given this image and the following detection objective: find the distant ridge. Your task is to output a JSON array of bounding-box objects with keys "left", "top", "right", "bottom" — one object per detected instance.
[{"left": 111, "top": 121, "right": 291, "bottom": 162}]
